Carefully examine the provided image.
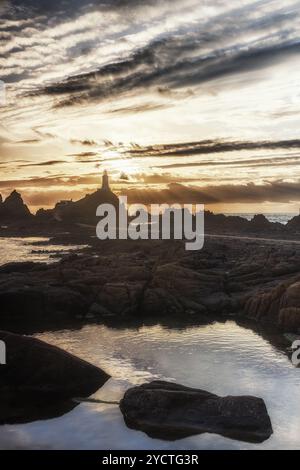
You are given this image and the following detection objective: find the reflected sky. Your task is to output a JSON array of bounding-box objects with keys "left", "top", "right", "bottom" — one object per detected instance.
[{"left": 1, "top": 321, "right": 300, "bottom": 449}]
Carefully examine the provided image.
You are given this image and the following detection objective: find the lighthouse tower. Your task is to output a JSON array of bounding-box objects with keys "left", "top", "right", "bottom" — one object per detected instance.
[{"left": 102, "top": 169, "right": 110, "bottom": 191}]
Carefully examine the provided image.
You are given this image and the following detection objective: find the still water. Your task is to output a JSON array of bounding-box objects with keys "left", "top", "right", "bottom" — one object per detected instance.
[{"left": 0, "top": 321, "right": 299, "bottom": 449}]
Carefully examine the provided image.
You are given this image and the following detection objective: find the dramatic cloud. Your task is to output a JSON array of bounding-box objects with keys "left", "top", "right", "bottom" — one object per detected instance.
[
  {"left": 1, "top": 1, "right": 300, "bottom": 212},
  {"left": 124, "top": 180, "right": 300, "bottom": 205},
  {"left": 11, "top": 1, "right": 299, "bottom": 110}
]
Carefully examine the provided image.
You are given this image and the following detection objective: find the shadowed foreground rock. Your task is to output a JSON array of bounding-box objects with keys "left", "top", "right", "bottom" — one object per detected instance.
[
  {"left": 0, "top": 330, "right": 110, "bottom": 423},
  {"left": 120, "top": 381, "right": 273, "bottom": 443}
]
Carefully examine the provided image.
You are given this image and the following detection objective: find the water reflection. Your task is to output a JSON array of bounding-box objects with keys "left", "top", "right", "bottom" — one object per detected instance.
[
  {"left": 0, "top": 321, "right": 300, "bottom": 449},
  {"left": 0, "top": 237, "right": 87, "bottom": 265}
]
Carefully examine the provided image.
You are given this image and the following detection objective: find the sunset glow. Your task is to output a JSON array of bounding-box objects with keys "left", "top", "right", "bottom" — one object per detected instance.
[{"left": 1, "top": 0, "right": 300, "bottom": 212}]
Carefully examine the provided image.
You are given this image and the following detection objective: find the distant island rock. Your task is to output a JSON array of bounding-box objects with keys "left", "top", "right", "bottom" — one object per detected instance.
[{"left": 0, "top": 190, "right": 32, "bottom": 222}]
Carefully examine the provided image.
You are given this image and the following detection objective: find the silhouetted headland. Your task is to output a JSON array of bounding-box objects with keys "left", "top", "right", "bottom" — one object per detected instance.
[{"left": 0, "top": 171, "right": 300, "bottom": 239}]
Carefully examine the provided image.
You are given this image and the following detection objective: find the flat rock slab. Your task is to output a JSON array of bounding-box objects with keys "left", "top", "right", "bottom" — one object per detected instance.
[{"left": 120, "top": 380, "right": 273, "bottom": 443}]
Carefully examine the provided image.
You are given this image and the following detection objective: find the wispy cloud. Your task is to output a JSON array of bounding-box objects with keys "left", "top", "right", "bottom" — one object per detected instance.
[
  {"left": 128, "top": 139, "right": 300, "bottom": 158},
  {"left": 70, "top": 138, "right": 98, "bottom": 146}
]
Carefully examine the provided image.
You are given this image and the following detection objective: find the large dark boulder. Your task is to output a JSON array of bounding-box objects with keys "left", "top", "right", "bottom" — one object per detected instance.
[
  {"left": 0, "top": 330, "right": 110, "bottom": 423},
  {"left": 120, "top": 381, "right": 273, "bottom": 443}
]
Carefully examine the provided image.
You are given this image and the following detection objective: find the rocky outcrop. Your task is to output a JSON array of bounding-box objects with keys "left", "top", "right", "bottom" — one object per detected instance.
[
  {"left": 248, "top": 214, "right": 281, "bottom": 232},
  {"left": 0, "top": 190, "right": 32, "bottom": 221},
  {"left": 205, "top": 211, "right": 285, "bottom": 235},
  {"left": 0, "top": 238, "right": 299, "bottom": 331},
  {"left": 244, "top": 280, "right": 300, "bottom": 331},
  {"left": 205, "top": 211, "right": 249, "bottom": 233},
  {"left": 287, "top": 215, "right": 300, "bottom": 233},
  {"left": 120, "top": 381, "right": 273, "bottom": 443},
  {"left": 0, "top": 330, "right": 110, "bottom": 423},
  {"left": 279, "top": 281, "right": 300, "bottom": 329},
  {"left": 47, "top": 187, "right": 120, "bottom": 224},
  {"left": 2, "top": 185, "right": 300, "bottom": 240}
]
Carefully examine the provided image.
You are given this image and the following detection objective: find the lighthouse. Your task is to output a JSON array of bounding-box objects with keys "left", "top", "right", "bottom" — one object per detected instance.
[{"left": 102, "top": 169, "right": 110, "bottom": 191}]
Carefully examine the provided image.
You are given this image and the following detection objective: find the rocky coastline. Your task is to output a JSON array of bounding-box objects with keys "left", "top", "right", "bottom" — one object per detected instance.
[
  {"left": 0, "top": 190, "right": 299, "bottom": 444},
  {"left": 0, "top": 235, "right": 299, "bottom": 334}
]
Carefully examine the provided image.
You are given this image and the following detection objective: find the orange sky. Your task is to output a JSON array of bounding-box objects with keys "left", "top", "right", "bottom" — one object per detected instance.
[{"left": 1, "top": 0, "right": 300, "bottom": 213}]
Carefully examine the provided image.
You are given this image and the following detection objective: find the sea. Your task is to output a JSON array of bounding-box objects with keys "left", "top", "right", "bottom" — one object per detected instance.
[{"left": 222, "top": 213, "right": 298, "bottom": 225}]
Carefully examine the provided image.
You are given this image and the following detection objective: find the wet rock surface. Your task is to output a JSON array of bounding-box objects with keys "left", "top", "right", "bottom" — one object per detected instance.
[
  {"left": 120, "top": 381, "right": 273, "bottom": 443},
  {"left": 0, "top": 330, "right": 110, "bottom": 423},
  {"left": 0, "top": 237, "right": 299, "bottom": 331}
]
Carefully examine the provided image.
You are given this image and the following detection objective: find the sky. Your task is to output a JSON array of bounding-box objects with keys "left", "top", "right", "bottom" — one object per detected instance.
[{"left": 1, "top": 0, "right": 300, "bottom": 213}]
